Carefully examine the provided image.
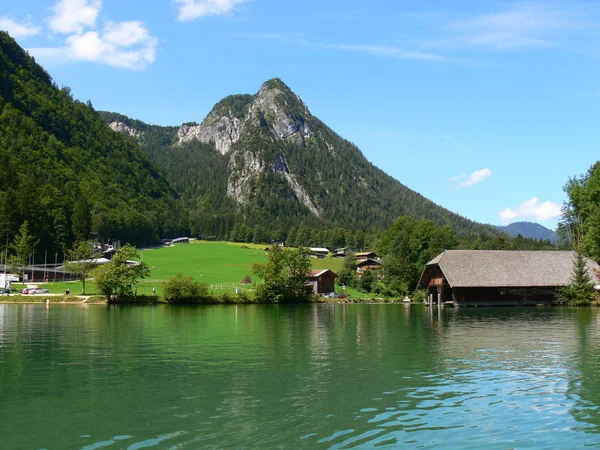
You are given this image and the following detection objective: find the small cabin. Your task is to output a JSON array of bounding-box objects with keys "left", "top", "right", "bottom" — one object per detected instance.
[
  {"left": 418, "top": 250, "right": 600, "bottom": 306},
  {"left": 357, "top": 258, "right": 381, "bottom": 276},
  {"left": 310, "top": 248, "right": 330, "bottom": 259},
  {"left": 307, "top": 269, "right": 337, "bottom": 294},
  {"left": 356, "top": 251, "right": 378, "bottom": 261},
  {"left": 334, "top": 248, "right": 348, "bottom": 258}
]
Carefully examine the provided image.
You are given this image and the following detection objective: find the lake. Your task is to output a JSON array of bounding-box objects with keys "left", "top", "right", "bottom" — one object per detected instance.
[{"left": 1, "top": 304, "right": 600, "bottom": 449}]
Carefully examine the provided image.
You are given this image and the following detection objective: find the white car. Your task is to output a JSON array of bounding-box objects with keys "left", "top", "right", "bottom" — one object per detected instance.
[{"left": 29, "top": 288, "right": 49, "bottom": 295}]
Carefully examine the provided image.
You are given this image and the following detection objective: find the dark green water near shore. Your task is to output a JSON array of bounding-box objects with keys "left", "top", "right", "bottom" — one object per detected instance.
[{"left": 2, "top": 304, "right": 600, "bottom": 449}]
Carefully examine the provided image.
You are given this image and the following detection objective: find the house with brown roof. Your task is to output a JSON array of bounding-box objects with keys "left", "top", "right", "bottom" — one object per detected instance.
[
  {"left": 418, "top": 250, "right": 600, "bottom": 306},
  {"left": 356, "top": 258, "right": 381, "bottom": 276},
  {"left": 356, "top": 251, "right": 377, "bottom": 261},
  {"left": 307, "top": 269, "right": 337, "bottom": 295}
]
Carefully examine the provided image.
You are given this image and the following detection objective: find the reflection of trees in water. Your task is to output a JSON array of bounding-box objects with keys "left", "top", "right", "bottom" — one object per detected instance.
[{"left": 566, "top": 308, "right": 600, "bottom": 433}]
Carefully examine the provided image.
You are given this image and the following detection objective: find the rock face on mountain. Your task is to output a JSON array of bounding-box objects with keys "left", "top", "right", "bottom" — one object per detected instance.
[
  {"left": 109, "top": 121, "right": 142, "bottom": 139},
  {"left": 177, "top": 113, "right": 243, "bottom": 154},
  {"left": 102, "top": 78, "right": 501, "bottom": 238}
]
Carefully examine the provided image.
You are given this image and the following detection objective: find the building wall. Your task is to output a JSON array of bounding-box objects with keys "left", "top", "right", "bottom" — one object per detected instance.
[
  {"left": 308, "top": 273, "right": 336, "bottom": 294},
  {"left": 452, "top": 287, "right": 557, "bottom": 306},
  {"left": 317, "top": 273, "right": 336, "bottom": 293}
]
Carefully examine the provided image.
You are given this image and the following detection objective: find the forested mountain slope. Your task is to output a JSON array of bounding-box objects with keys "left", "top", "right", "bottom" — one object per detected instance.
[
  {"left": 101, "top": 79, "right": 502, "bottom": 241},
  {"left": 497, "top": 222, "right": 557, "bottom": 242},
  {"left": 0, "top": 32, "right": 183, "bottom": 253}
]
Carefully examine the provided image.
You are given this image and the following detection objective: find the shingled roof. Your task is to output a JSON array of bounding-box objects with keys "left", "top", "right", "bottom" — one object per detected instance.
[{"left": 419, "top": 250, "right": 600, "bottom": 288}]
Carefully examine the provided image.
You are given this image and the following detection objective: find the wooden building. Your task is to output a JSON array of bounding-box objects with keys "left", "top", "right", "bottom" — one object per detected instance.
[
  {"left": 334, "top": 248, "right": 349, "bottom": 258},
  {"left": 357, "top": 258, "right": 381, "bottom": 276},
  {"left": 309, "top": 248, "right": 330, "bottom": 259},
  {"left": 307, "top": 269, "right": 337, "bottom": 294},
  {"left": 356, "top": 251, "right": 378, "bottom": 261},
  {"left": 418, "top": 250, "right": 600, "bottom": 307}
]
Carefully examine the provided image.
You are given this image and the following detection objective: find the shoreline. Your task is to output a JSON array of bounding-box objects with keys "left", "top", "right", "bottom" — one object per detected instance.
[{"left": 0, "top": 296, "right": 408, "bottom": 306}]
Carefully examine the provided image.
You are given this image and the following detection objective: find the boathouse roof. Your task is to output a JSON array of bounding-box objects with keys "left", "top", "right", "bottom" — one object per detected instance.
[{"left": 419, "top": 250, "right": 600, "bottom": 288}]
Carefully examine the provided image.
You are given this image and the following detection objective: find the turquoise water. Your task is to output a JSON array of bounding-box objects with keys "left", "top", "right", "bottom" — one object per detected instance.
[{"left": 1, "top": 304, "right": 600, "bottom": 449}]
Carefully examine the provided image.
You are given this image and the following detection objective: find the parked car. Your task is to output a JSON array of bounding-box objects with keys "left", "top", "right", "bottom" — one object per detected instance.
[
  {"left": 20, "top": 288, "right": 30, "bottom": 294},
  {"left": 0, "top": 288, "right": 10, "bottom": 295},
  {"left": 29, "top": 288, "right": 49, "bottom": 295}
]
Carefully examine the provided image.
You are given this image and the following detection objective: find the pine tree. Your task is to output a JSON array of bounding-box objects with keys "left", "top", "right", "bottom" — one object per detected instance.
[
  {"left": 338, "top": 251, "right": 358, "bottom": 288},
  {"left": 555, "top": 251, "right": 595, "bottom": 305},
  {"left": 72, "top": 197, "right": 92, "bottom": 242},
  {"left": 9, "top": 221, "right": 39, "bottom": 279}
]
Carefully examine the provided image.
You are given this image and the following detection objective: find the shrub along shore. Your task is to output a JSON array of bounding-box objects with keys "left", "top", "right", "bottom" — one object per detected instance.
[{"left": 0, "top": 293, "right": 404, "bottom": 305}]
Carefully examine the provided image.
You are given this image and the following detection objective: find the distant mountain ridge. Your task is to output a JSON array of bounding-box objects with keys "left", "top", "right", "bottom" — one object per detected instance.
[
  {"left": 100, "top": 78, "right": 504, "bottom": 240},
  {"left": 497, "top": 222, "right": 557, "bottom": 242}
]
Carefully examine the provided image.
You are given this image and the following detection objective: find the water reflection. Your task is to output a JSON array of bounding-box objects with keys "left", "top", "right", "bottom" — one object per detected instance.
[{"left": 1, "top": 304, "right": 600, "bottom": 448}]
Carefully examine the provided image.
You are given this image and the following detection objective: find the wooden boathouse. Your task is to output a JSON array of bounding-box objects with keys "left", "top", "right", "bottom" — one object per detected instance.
[{"left": 418, "top": 250, "right": 600, "bottom": 306}]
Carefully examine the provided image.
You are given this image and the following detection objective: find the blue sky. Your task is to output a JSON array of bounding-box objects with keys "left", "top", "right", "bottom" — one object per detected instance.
[{"left": 3, "top": 0, "right": 600, "bottom": 230}]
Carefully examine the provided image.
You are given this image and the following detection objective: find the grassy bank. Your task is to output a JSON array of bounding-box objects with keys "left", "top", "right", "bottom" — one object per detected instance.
[{"left": 9, "top": 241, "right": 382, "bottom": 301}]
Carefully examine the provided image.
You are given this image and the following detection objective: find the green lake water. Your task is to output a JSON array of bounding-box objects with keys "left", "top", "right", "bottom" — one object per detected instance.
[{"left": 2, "top": 304, "right": 600, "bottom": 449}]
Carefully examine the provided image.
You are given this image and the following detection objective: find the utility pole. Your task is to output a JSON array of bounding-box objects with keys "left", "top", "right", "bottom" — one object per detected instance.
[
  {"left": 44, "top": 250, "right": 47, "bottom": 283},
  {"left": 54, "top": 252, "right": 58, "bottom": 282}
]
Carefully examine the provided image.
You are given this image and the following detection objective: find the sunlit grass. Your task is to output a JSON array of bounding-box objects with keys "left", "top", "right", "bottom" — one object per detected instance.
[{"left": 11, "top": 241, "right": 366, "bottom": 297}]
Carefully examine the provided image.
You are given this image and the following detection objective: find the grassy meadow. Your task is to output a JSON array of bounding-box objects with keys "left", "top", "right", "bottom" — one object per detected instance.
[
  {"left": 141, "top": 241, "right": 268, "bottom": 285},
  {"left": 10, "top": 241, "right": 369, "bottom": 298}
]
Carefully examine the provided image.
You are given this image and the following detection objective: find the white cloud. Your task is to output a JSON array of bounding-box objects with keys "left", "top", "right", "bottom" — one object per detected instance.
[
  {"left": 499, "top": 198, "right": 562, "bottom": 223},
  {"left": 446, "top": 2, "right": 583, "bottom": 50},
  {"left": 175, "top": 0, "right": 251, "bottom": 21},
  {"left": 451, "top": 168, "right": 492, "bottom": 188},
  {"left": 0, "top": 16, "right": 41, "bottom": 38},
  {"left": 327, "top": 44, "right": 447, "bottom": 62},
  {"left": 48, "top": 0, "right": 102, "bottom": 34},
  {"left": 30, "top": 21, "right": 157, "bottom": 70}
]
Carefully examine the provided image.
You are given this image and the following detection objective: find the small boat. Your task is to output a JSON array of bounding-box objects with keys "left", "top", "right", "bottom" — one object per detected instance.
[{"left": 403, "top": 296, "right": 411, "bottom": 303}]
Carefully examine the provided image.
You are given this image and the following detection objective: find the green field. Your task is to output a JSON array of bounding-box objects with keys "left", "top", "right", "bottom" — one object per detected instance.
[
  {"left": 141, "top": 241, "right": 268, "bottom": 285},
  {"left": 14, "top": 242, "right": 368, "bottom": 298}
]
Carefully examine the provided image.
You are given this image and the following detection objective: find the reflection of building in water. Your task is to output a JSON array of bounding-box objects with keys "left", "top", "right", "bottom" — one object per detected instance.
[
  {"left": 430, "top": 310, "right": 580, "bottom": 365},
  {"left": 419, "top": 250, "right": 600, "bottom": 307},
  {"left": 309, "top": 305, "right": 331, "bottom": 364}
]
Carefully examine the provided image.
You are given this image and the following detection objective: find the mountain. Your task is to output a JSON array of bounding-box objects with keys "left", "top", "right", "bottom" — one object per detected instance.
[
  {"left": 0, "top": 32, "right": 184, "bottom": 253},
  {"left": 100, "top": 79, "right": 502, "bottom": 242},
  {"left": 497, "top": 222, "right": 557, "bottom": 242}
]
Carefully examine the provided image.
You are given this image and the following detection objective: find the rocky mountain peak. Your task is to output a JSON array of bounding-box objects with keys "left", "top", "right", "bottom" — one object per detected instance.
[
  {"left": 175, "top": 79, "right": 313, "bottom": 150},
  {"left": 252, "top": 79, "right": 312, "bottom": 141}
]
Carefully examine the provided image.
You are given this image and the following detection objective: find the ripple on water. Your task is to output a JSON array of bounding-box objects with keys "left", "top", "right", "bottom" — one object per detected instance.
[{"left": 4, "top": 304, "right": 600, "bottom": 449}]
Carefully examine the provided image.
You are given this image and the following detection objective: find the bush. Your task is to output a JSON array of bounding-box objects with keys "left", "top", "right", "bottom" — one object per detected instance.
[
  {"left": 411, "top": 289, "right": 426, "bottom": 303},
  {"left": 163, "top": 273, "right": 210, "bottom": 304},
  {"left": 358, "top": 270, "right": 375, "bottom": 293}
]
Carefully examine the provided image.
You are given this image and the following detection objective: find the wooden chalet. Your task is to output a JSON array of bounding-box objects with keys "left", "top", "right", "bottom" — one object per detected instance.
[
  {"left": 307, "top": 269, "right": 337, "bottom": 294},
  {"left": 310, "top": 248, "right": 330, "bottom": 259},
  {"left": 357, "top": 258, "right": 381, "bottom": 276},
  {"left": 356, "top": 251, "right": 377, "bottom": 261},
  {"left": 334, "top": 248, "right": 349, "bottom": 258},
  {"left": 419, "top": 250, "right": 600, "bottom": 307}
]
